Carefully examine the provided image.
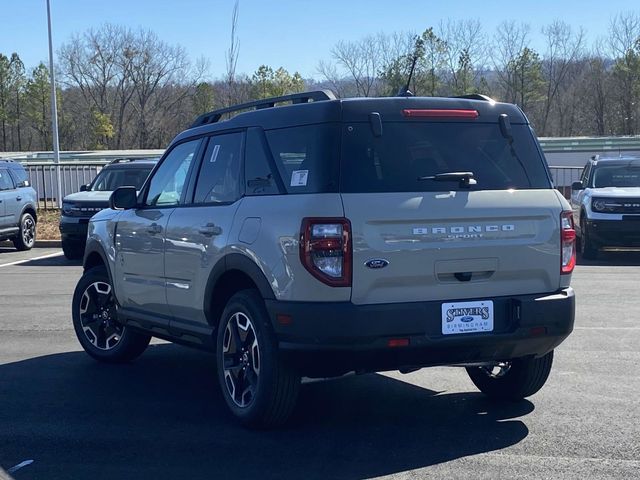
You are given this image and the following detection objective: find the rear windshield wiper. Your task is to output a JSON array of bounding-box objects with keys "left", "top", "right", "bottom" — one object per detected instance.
[{"left": 418, "top": 171, "right": 477, "bottom": 188}]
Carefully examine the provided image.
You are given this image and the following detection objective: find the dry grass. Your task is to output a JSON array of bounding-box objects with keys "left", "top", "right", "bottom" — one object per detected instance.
[{"left": 36, "top": 209, "right": 61, "bottom": 240}]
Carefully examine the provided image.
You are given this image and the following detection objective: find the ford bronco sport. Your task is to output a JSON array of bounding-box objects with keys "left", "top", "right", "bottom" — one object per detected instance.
[
  {"left": 0, "top": 159, "right": 38, "bottom": 251},
  {"left": 60, "top": 157, "right": 158, "bottom": 259},
  {"left": 571, "top": 155, "right": 640, "bottom": 259},
  {"left": 71, "top": 91, "right": 576, "bottom": 428}
]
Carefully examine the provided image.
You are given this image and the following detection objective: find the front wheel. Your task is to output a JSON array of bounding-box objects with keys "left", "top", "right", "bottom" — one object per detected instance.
[
  {"left": 13, "top": 213, "right": 36, "bottom": 251},
  {"left": 216, "top": 290, "right": 300, "bottom": 428},
  {"left": 72, "top": 265, "right": 151, "bottom": 363},
  {"left": 62, "top": 238, "right": 84, "bottom": 260},
  {"left": 580, "top": 219, "right": 598, "bottom": 260},
  {"left": 466, "top": 350, "right": 554, "bottom": 401}
]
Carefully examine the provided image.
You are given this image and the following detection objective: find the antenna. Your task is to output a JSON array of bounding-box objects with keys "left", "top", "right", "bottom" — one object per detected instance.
[{"left": 396, "top": 36, "right": 424, "bottom": 97}]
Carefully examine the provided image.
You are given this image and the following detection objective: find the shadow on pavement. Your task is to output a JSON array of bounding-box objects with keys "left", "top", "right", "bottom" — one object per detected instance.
[
  {"left": 577, "top": 250, "right": 640, "bottom": 266},
  {"left": 0, "top": 344, "right": 532, "bottom": 479}
]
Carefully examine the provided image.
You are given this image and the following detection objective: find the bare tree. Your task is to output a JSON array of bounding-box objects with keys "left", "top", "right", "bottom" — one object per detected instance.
[
  {"left": 493, "top": 21, "right": 531, "bottom": 103},
  {"left": 608, "top": 12, "right": 640, "bottom": 134},
  {"left": 539, "top": 20, "right": 585, "bottom": 135},
  {"left": 439, "top": 19, "right": 487, "bottom": 94},
  {"left": 330, "top": 35, "right": 385, "bottom": 97}
]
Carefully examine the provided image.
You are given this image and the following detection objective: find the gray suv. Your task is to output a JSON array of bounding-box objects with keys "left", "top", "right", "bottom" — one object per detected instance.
[
  {"left": 71, "top": 91, "right": 576, "bottom": 427},
  {"left": 0, "top": 159, "right": 38, "bottom": 251},
  {"left": 60, "top": 157, "right": 157, "bottom": 259}
]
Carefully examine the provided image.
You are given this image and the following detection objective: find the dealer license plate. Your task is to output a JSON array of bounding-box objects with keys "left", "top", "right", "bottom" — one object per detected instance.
[{"left": 441, "top": 300, "right": 494, "bottom": 335}]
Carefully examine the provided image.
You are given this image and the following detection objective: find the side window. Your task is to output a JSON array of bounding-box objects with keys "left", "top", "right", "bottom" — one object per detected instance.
[
  {"left": 265, "top": 124, "right": 340, "bottom": 194},
  {"left": 145, "top": 140, "right": 200, "bottom": 207},
  {"left": 0, "top": 169, "right": 15, "bottom": 190},
  {"left": 245, "top": 128, "right": 279, "bottom": 195},
  {"left": 194, "top": 132, "right": 243, "bottom": 204},
  {"left": 9, "top": 168, "right": 29, "bottom": 187}
]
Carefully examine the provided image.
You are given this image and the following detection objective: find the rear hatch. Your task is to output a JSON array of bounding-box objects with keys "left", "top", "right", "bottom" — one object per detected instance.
[{"left": 340, "top": 101, "right": 565, "bottom": 305}]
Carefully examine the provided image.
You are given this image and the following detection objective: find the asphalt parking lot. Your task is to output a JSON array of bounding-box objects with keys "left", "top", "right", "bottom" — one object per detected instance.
[{"left": 1, "top": 248, "right": 639, "bottom": 479}]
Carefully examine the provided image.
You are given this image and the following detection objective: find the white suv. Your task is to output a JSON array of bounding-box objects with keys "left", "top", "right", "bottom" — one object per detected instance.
[{"left": 571, "top": 156, "right": 640, "bottom": 259}]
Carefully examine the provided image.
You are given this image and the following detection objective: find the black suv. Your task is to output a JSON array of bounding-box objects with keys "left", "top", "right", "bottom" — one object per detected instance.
[
  {"left": 0, "top": 159, "right": 38, "bottom": 251},
  {"left": 60, "top": 157, "right": 158, "bottom": 259}
]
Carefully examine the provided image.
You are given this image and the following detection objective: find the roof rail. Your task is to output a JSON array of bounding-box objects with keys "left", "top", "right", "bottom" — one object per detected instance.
[
  {"left": 190, "top": 90, "right": 337, "bottom": 128},
  {"left": 451, "top": 94, "right": 495, "bottom": 102}
]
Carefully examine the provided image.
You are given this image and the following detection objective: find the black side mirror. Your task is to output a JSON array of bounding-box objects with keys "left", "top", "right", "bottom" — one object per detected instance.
[
  {"left": 571, "top": 181, "right": 584, "bottom": 191},
  {"left": 109, "top": 186, "right": 137, "bottom": 210},
  {"left": 79, "top": 184, "right": 89, "bottom": 192}
]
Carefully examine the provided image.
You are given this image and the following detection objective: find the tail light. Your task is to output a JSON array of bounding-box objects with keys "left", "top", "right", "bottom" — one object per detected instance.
[
  {"left": 402, "top": 109, "right": 479, "bottom": 119},
  {"left": 561, "top": 211, "right": 576, "bottom": 274},
  {"left": 300, "top": 218, "right": 352, "bottom": 287}
]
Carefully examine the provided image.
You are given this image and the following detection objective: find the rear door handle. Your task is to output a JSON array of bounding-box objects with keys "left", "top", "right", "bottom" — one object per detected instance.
[
  {"left": 198, "top": 223, "right": 222, "bottom": 236},
  {"left": 16, "top": 196, "right": 22, "bottom": 201},
  {"left": 147, "top": 223, "right": 163, "bottom": 235}
]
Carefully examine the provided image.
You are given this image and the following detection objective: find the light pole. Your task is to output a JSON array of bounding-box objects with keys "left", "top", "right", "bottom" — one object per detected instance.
[{"left": 46, "top": 0, "right": 62, "bottom": 208}]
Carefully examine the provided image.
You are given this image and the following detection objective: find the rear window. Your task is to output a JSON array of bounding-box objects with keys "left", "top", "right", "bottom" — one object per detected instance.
[
  {"left": 340, "top": 122, "right": 550, "bottom": 192},
  {"left": 265, "top": 124, "right": 340, "bottom": 193},
  {"left": 91, "top": 166, "right": 153, "bottom": 191}
]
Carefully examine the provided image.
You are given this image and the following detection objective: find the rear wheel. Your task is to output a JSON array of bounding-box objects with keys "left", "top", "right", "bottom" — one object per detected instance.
[
  {"left": 580, "top": 219, "right": 598, "bottom": 259},
  {"left": 72, "top": 266, "right": 150, "bottom": 363},
  {"left": 12, "top": 213, "right": 36, "bottom": 251},
  {"left": 216, "top": 289, "right": 300, "bottom": 428},
  {"left": 466, "top": 350, "right": 554, "bottom": 401}
]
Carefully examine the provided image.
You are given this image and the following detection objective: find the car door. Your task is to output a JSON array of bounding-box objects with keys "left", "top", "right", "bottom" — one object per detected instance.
[
  {"left": 164, "top": 131, "right": 244, "bottom": 329},
  {"left": 0, "top": 169, "right": 14, "bottom": 228},
  {"left": 113, "top": 139, "right": 202, "bottom": 321}
]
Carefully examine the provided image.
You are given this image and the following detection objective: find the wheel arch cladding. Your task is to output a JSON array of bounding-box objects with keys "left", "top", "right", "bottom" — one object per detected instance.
[
  {"left": 204, "top": 253, "right": 275, "bottom": 328},
  {"left": 22, "top": 205, "right": 37, "bottom": 223}
]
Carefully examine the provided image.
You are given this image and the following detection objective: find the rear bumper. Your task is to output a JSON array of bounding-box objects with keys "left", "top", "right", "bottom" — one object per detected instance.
[
  {"left": 586, "top": 218, "right": 640, "bottom": 246},
  {"left": 266, "top": 288, "right": 575, "bottom": 376}
]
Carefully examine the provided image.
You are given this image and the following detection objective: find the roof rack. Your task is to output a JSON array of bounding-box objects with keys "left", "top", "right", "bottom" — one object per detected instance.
[
  {"left": 190, "top": 90, "right": 337, "bottom": 128},
  {"left": 451, "top": 94, "right": 495, "bottom": 102},
  {"left": 108, "top": 157, "right": 157, "bottom": 164}
]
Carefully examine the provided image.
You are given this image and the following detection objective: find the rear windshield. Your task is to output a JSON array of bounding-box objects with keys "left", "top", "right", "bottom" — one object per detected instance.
[
  {"left": 91, "top": 167, "right": 153, "bottom": 191},
  {"left": 340, "top": 122, "right": 550, "bottom": 192},
  {"left": 591, "top": 165, "right": 640, "bottom": 188}
]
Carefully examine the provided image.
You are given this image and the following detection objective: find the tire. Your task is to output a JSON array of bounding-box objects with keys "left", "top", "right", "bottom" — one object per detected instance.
[
  {"left": 72, "top": 265, "right": 151, "bottom": 363},
  {"left": 12, "top": 212, "right": 36, "bottom": 251},
  {"left": 216, "top": 289, "right": 300, "bottom": 428},
  {"left": 466, "top": 350, "right": 554, "bottom": 401},
  {"left": 580, "top": 219, "right": 598, "bottom": 260},
  {"left": 62, "top": 238, "right": 84, "bottom": 260}
]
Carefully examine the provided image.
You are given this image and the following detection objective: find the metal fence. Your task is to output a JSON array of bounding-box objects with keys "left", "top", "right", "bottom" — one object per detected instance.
[
  {"left": 549, "top": 166, "right": 583, "bottom": 199},
  {"left": 24, "top": 162, "right": 107, "bottom": 209}
]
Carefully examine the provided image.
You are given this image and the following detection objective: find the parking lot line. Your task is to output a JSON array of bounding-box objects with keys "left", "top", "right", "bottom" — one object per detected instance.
[{"left": 0, "top": 251, "right": 63, "bottom": 268}]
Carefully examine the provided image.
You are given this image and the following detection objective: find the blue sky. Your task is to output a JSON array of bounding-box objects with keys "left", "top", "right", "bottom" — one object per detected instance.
[{"left": 1, "top": 0, "right": 639, "bottom": 79}]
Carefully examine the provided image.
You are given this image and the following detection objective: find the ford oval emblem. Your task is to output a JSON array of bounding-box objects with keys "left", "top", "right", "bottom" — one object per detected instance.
[
  {"left": 365, "top": 259, "right": 389, "bottom": 269},
  {"left": 460, "top": 316, "right": 474, "bottom": 323}
]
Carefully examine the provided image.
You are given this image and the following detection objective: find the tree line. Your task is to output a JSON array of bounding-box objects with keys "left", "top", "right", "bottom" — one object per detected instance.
[{"left": 1, "top": 11, "right": 640, "bottom": 152}]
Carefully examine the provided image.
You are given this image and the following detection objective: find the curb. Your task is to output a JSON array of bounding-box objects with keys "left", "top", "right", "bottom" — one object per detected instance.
[{"left": 35, "top": 240, "right": 61, "bottom": 248}]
